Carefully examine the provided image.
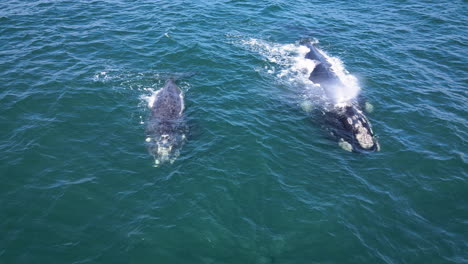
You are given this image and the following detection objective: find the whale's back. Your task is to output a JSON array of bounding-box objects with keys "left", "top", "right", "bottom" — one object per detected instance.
[
  {"left": 305, "top": 44, "right": 341, "bottom": 86},
  {"left": 150, "top": 80, "right": 184, "bottom": 122}
]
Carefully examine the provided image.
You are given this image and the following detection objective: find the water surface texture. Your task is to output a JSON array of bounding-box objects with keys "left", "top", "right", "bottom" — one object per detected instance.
[{"left": 1, "top": 1, "right": 467, "bottom": 263}]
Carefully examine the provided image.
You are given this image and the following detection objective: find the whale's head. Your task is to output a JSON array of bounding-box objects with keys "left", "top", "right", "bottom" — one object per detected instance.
[
  {"left": 155, "top": 134, "right": 174, "bottom": 163},
  {"left": 146, "top": 133, "right": 185, "bottom": 166},
  {"left": 326, "top": 104, "right": 380, "bottom": 153}
]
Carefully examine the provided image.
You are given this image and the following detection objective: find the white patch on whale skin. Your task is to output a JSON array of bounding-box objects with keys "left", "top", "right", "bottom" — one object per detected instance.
[
  {"left": 338, "top": 138, "right": 353, "bottom": 152},
  {"left": 354, "top": 120, "right": 362, "bottom": 129},
  {"left": 145, "top": 137, "right": 151, "bottom": 142},
  {"left": 157, "top": 145, "right": 172, "bottom": 162},
  {"left": 355, "top": 125, "right": 374, "bottom": 149},
  {"left": 152, "top": 133, "right": 185, "bottom": 166}
]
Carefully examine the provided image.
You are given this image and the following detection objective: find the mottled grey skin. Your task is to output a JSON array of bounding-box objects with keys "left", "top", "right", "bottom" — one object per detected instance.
[
  {"left": 305, "top": 43, "right": 379, "bottom": 152},
  {"left": 146, "top": 79, "right": 186, "bottom": 165}
]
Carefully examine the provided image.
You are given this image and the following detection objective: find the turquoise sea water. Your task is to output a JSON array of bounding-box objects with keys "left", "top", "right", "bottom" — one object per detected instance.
[{"left": 1, "top": 1, "right": 467, "bottom": 263}]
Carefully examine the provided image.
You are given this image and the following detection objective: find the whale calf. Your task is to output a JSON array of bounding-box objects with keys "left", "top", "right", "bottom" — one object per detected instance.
[
  {"left": 304, "top": 43, "right": 379, "bottom": 152},
  {"left": 146, "top": 79, "right": 187, "bottom": 166}
]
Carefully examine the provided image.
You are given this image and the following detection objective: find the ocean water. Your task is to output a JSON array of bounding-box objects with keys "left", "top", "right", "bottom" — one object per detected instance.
[{"left": 1, "top": 0, "right": 467, "bottom": 263}]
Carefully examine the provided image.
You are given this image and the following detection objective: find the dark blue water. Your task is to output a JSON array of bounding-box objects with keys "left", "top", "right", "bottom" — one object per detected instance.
[{"left": 1, "top": 1, "right": 467, "bottom": 263}]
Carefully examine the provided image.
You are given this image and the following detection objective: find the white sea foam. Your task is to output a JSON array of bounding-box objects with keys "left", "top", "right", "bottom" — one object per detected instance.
[
  {"left": 319, "top": 50, "right": 361, "bottom": 104},
  {"left": 140, "top": 88, "right": 160, "bottom": 109},
  {"left": 242, "top": 38, "right": 361, "bottom": 107},
  {"left": 92, "top": 71, "right": 109, "bottom": 82}
]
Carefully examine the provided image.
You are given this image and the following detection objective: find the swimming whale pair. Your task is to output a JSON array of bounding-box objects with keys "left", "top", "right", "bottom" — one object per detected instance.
[
  {"left": 146, "top": 43, "right": 379, "bottom": 166},
  {"left": 304, "top": 42, "right": 380, "bottom": 152}
]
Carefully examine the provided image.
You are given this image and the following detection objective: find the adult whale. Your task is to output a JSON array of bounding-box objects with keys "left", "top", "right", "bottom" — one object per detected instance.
[
  {"left": 145, "top": 79, "right": 187, "bottom": 166},
  {"left": 304, "top": 43, "right": 380, "bottom": 152}
]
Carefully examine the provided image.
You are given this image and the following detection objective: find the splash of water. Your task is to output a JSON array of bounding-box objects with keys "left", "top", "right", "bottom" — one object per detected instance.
[
  {"left": 140, "top": 88, "right": 160, "bottom": 109},
  {"left": 242, "top": 38, "right": 361, "bottom": 107}
]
